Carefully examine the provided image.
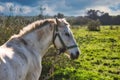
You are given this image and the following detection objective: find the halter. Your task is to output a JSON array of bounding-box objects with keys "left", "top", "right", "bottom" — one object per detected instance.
[{"left": 52, "top": 21, "right": 78, "bottom": 54}]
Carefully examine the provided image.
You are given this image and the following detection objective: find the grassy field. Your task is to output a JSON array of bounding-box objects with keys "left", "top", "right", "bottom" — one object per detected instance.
[
  {"left": 0, "top": 25, "right": 120, "bottom": 80},
  {"left": 41, "top": 26, "right": 120, "bottom": 80},
  {"left": 71, "top": 26, "right": 120, "bottom": 80}
]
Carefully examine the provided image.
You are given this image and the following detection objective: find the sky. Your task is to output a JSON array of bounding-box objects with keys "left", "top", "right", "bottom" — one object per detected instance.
[{"left": 0, "top": 0, "right": 120, "bottom": 16}]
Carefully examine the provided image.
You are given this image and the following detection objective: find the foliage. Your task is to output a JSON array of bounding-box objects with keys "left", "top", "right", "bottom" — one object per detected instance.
[
  {"left": 0, "top": 25, "right": 22, "bottom": 45},
  {"left": 86, "top": 9, "right": 120, "bottom": 25},
  {"left": 87, "top": 20, "right": 101, "bottom": 31},
  {"left": 54, "top": 13, "right": 65, "bottom": 18},
  {"left": 86, "top": 9, "right": 100, "bottom": 20},
  {"left": 66, "top": 9, "right": 120, "bottom": 26},
  {"left": 40, "top": 25, "right": 120, "bottom": 80}
]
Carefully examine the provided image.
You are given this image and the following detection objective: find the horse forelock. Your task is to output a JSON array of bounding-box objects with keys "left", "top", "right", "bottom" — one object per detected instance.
[
  {"left": 58, "top": 18, "right": 70, "bottom": 28},
  {"left": 19, "top": 19, "right": 56, "bottom": 36}
]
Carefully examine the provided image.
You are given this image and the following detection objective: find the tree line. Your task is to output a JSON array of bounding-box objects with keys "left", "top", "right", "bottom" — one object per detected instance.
[
  {"left": 1, "top": 9, "right": 120, "bottom": 26},
  {"left": 56, "top": 10, "right": 120, "bottom": 25}
]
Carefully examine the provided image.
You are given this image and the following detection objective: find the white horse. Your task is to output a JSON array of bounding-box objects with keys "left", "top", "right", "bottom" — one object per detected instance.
[{"left": 0, "top": 18, "right": 80, "bottom": 80}]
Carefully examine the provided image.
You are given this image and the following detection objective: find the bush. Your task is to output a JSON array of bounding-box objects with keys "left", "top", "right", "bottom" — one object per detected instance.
[{"left": 87, "top": 20, "right": 101, "bottom": 31}]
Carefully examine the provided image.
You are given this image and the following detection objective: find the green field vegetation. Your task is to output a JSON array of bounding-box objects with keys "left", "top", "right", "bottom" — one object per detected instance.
[
  {"left": 71, "top": 26, "right": 120, "bottom": 80},
  {"left": 41, "top": 26, "right": 120, "bottom": 80},
  {"left": 0, "top": 25, "right": 120, "bottom": 80}
]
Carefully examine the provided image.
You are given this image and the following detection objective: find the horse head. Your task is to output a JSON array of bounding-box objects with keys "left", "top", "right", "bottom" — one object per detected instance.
[{"left": 53, "top": 18, "right": 80, "bottom": 59}]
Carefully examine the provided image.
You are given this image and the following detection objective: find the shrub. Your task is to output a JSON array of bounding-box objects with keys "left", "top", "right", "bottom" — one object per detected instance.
[{"left": 87, "top": 20, "right": 101, "bottom": 31}]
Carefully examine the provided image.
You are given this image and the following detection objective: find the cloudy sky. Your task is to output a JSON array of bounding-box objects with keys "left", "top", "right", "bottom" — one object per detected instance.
[{"left": 0, "top": 0, "right": 120, "bottom": 16}]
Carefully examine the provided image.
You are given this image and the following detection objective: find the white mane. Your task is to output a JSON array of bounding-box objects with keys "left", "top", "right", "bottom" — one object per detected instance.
[{"left": 19, "top": 19, "right": 56, "bottom": 36}]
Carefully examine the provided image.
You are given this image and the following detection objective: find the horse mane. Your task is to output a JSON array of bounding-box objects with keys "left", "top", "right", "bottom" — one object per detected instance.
[{"left": 19, "top": 19, "right": 56, "bottom": 36}]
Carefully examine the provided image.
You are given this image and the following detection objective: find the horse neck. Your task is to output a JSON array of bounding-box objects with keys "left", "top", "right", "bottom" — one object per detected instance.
[{"left": 22, "top": 24, "right": 53, "bottom": 57}]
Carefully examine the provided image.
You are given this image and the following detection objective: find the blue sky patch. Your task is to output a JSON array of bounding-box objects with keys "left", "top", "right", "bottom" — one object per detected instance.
[{"left": 0, "top": 0, "right": 120, "bottom": 16}]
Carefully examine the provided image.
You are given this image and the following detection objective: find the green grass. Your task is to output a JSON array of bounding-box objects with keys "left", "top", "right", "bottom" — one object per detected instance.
[
  {"left": 0, "top": 25, "right": 120, "bottom": 80},
  {"left": 71, "top": 26, "right": 120, "bottom": 80},
  {"left": 41, "top": 26, "right": 120, "bottom": 80}
]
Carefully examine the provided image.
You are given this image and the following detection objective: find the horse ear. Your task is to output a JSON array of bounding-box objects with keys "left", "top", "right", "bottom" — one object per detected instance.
[{"left": 56, "top": 17, "right": 60, "bottom": 25}]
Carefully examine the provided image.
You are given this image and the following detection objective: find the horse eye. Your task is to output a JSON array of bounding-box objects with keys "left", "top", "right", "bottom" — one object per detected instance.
[{"left": 65, "top": 33, "right": 70, "bottom": 37}]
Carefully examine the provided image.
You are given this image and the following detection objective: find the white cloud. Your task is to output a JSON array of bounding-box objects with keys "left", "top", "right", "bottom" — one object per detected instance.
[
  {"left": 44, "top": 0, "right": 120, "bottom": 16},
  {"left": 37, "top": 0, "right": 74, "bottom": 16},
  {"left": 95, "top": 0, "right": 120, "bottom": 6},
  {"left": 109, "top": 10, "right": 120, "bottom": 15},
  {"left": 21, "top": 6, "right": 32, "bottom": 14},
  {"left": 42, "top": 4, "right": 56, "bottom": 15},
  {"left": 86, "top": 6, "right": 119, "bottom": 15},
  {"left": 84, "top": 0, "right": 120, "bottom": 16},
  {"left": 0, "top": 0, "right": 120, "bottom": 16},
  {"left": 0, "top": 6, "right": 4, "bottom": 12},
  {"left": 13, "top": 5, "right": 32, "bottom": 15},
  {"left": 0, "top": 2, "right": 33, "bottom": 15},
  {"left": 5, "top": 2, "right": 14, "bottom": 8},
  {"left": 86, "top": 6, "right": 111, "bottom": 13}
]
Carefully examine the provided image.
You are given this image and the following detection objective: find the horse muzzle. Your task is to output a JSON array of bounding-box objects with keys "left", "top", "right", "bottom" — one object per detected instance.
[{"left": 70, "top": 51, "right": 80, "bottom": 60}]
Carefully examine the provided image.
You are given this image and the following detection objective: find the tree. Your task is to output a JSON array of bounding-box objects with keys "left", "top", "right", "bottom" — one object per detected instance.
[
  {"left": 100, "top": 13, "right": 112, "bottom": 25},
  {"left": 38, "top": 5, "right": 46, "bottom": 19},
  {"left": 9, "top": 5, "right": 14, "bottom": 16},
  {"left": 39, "top": 6, "right": 46, "bottom": 16},
  {"left": 86, "top": 9, "right": 100, "bottom": 20},
  {"left": 54, "top": 13, "right": 64, "bottom": 18},
  {"left": 87, "top": 19, "right": 101, "bottom": 31},
  {"left": 86, "top": 9, "right": 117, "bottom": 25}
]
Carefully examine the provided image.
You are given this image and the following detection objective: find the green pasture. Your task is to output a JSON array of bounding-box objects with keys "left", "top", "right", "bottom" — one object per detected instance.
[
  {"left": 0, "top": 25, "right": 120, "bottom": 80},
  {"left": 41, "top": 26, "right": 120, "bottom": 80},
  {"left": 71, "top": 26, "right": 120, "bottom": 80}
]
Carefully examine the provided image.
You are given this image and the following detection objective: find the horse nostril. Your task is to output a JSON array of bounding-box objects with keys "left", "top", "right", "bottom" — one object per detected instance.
[
  {"left": 70, "top": 51, "right": 80, "bottom": 60},
  {"left": 76, "top": 51, "right": 79, "bottom": 56}
]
